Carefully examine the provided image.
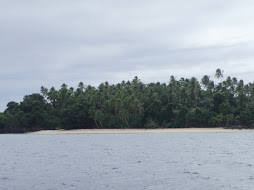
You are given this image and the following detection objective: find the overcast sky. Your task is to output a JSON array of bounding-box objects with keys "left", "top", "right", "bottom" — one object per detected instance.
[{"left": 1, "top": 0, "right": 254, "bottom": 111}]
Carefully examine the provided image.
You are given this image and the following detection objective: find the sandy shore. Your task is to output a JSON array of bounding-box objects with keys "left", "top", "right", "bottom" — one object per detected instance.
[{"left": 28, "top": 128, "right": 254, "bottom": 134}]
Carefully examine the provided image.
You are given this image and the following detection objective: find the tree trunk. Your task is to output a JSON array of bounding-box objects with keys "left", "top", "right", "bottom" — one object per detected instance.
[
  {"left": 124, "top": 117, "right": 130, "bottom": 128},
  {"left": 99, "top": 121, "right": 103, "bottom": 128},
  {"left": 94, "top": 119, "right": 99, "bottom": 128}
]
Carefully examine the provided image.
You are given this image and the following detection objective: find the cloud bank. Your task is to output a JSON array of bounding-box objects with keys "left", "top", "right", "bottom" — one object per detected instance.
[{"left": 1, "top": 0, "right": 254, "bottom": 111}]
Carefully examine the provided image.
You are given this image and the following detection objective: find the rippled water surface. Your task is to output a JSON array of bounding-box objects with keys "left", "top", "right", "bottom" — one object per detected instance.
[{"left": 1, "top": 133, "right": 254, "bottom": 190}]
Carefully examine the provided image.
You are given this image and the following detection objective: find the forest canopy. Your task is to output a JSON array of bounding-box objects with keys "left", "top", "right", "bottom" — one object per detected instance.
[{"left": 1, "top": 69, "right": 254, "bottom": 133}]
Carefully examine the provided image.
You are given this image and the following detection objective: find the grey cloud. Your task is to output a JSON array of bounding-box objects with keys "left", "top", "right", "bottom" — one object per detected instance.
[{"left": 1, "top": 0, "right": 254, "bottom": 111}]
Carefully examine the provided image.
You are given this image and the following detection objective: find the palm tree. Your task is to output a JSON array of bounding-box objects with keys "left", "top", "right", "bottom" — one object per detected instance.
[
  {"left": 119, "top": 109, "right": 130, "bottom": 128},
  {"left": 188, "top": 77, "right": 200, "bottom": 107},
  {"left": 40, "top": 86, "right": 48, "bottom": 100},
  {"left": 201, "top": 75, "right": 210, "bottom": 90},
  {"left": 95, "top": 110, "right": 104, "bottom": 128},
  {"left": 89, "top": 106, "right": 99, "bottom": 128},
  {"left": 78, "top": 82, "right": 85, "bottom": 93},
  {"left": 47, "top": 87, "right": 58, "bottom": 108},
  {"left": 215, "top": 68, "right": 224, "bottom": 82}
]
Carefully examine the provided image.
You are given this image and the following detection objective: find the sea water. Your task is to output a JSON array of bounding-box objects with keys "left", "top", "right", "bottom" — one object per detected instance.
[{"left": 0, "top": 133, "right": 254, "bottom": 190}]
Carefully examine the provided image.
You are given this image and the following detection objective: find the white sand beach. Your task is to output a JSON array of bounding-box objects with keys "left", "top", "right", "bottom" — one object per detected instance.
[{"left": 28, "top": 128, "right": 254, "bottom": 134}]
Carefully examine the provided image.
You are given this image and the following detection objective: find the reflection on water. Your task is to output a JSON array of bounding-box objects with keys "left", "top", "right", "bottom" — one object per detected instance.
[{"left": 0, "top": 133, "right": 254, "bottom": 190}]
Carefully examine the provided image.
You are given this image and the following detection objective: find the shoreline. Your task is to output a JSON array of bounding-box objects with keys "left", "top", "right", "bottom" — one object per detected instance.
[{"left": 27, "top": 128, "right": 254, "bottom": 134}]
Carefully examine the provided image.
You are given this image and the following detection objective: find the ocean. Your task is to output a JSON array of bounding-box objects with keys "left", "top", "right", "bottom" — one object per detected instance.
[{"left": 0, "top": 133, "right": 254, "bottom": 190}]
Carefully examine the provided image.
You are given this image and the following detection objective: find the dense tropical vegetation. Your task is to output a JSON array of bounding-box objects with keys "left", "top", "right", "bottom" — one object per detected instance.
[{"left": 1, "top": 69, "right": 254, "bottom": 133}]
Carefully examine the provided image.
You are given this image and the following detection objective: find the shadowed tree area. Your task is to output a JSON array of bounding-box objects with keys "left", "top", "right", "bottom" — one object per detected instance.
[{"left": 1, "top": 69, "right": 254, "bottom": 133}]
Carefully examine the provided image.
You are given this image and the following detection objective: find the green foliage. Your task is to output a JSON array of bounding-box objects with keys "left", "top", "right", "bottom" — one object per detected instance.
[
  {"left": 2, "top": 70, "right": 254, "bottom": 133},
  {"left": 209, "top": 113, "right": 224, "bottom": 126},
  {"left": 185, "top": 107, "right": 209, "bottom": 127}
]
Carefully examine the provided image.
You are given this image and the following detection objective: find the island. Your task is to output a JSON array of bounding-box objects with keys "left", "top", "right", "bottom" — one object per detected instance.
[{"left": 1, "top": 69, "right": 254, "bottom": 133}]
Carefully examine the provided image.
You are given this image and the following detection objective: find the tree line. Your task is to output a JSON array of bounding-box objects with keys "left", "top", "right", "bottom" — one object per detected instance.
[{"left": 1, "top": 69, "right": 254, "bottom": 133}]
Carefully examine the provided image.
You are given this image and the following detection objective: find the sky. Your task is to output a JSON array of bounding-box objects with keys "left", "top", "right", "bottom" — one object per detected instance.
[{"left": 1, "top": 0, "right": 254, "bottom": 111}]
